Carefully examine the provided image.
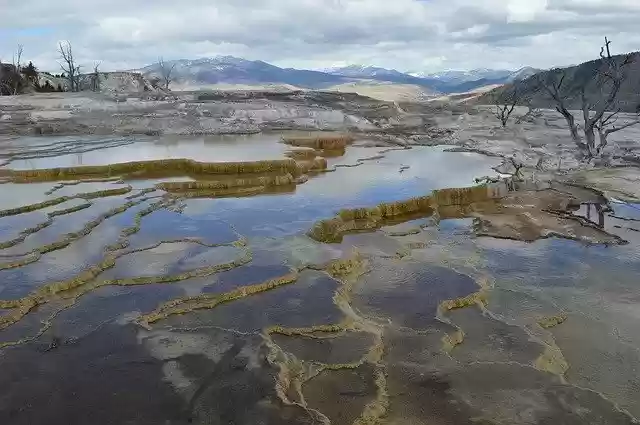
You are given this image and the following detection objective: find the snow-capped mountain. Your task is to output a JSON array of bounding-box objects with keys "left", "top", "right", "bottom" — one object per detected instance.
[
  {"left": 139, "top": 56, "right": 346, "bottom": 89},
  {"left": 506, "top": 67, "right": 543, "bottom": 82},
  {"left": 326, "top": 65, "right": 408, "bottom": 79},
  {"left": 138, "top": 56, "right": 541, "bottom": 94},
  {"left": 411, "top": 67, "right": 543, "bottom": 84},
  {"left": 326, "top": 64, "right": 541, "bottom": 92},
  {"left": 411, "top": 68, "right": 513, "bottom": 83}
]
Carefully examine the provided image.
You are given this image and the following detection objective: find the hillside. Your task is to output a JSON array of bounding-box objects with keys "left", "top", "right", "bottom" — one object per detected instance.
[
  {"left": 78, "top": 72, "right": 158, "bottom": 93},
  {"left": 412, "top": 68, "right": 511, "bottom": 83},
  {"left": 429, "top": 84, "right": 503, "bottom": 104},
  {"left": 325, "top": 80, "right": 437, "bottom": 102},
  {"left": 477, "top": 52, "right": 640, "bottom": 112},
  {"left": 326, "top": 65, "right": 448, "bottom": 91},
  {"left": 327, "top": 65, "right": 537, "bottom": 93},
  {"left": 139, "top": 56, "right": 537, "bottom": 95},
  {"left": 140, "top": 57, "right": 346, "bottom": 91}
]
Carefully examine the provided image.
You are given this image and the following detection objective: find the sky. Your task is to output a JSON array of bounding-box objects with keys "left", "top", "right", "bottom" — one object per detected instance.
[{"left": 1, "top": 0, "right": 639, "bottom": 74}]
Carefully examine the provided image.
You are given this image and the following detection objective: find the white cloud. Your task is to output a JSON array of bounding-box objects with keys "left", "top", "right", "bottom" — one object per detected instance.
[
  {"left": 507, "top": 0, "right": 548, "bottom": 22},
  {"left": 0, "top": 0, "right": 638, "bottom": 73}
]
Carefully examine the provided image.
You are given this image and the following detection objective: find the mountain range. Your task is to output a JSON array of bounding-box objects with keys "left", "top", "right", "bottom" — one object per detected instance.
[
  {"left": 477, "top": 52, "right": 640, "bottom": 112},
  {"left": 139, "top": 56, "right": 540, "bottom": 95},
  {"left": 410, "top": 68, "right": 512, "bottom": 83}
]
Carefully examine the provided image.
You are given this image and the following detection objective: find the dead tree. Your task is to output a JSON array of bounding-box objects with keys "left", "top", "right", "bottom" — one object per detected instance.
[
  {"left": 158, "top": 57, "right": 176, "bottom": 90},
  {"left": 0, "top": 45, "right": 27, "bottom": 95},
  {"left": 535, "top": 37, "right": 639, "bottom": 158},
  {"left": 0, "top": 63, "right": 12, "bottom": 95},
  {"left": 515, "top": 104, "right": 542, "bottom": 124},
  {"left": 509, "top": 157, "right": 525, "bottom": 181},
  {"left": 492, "top": 84, "right": 520, "bottom": 127},
  {"left": 593, "top": 107, "right": 640, "bottom": 155},
  {"left": 535, "top": 69, "right": 581, "bottom": 143},
  {"left": 149, "top": 76, "right": 162, "bottom": 89},
  {"left": 11, "top": 44, "right": 23, "bottom": 95},
  {"left": 90, "top": 62, "right": 102, "bottom": 92},
  {"left": 58, "top": 41, "right": 81, "bottom": 92}
]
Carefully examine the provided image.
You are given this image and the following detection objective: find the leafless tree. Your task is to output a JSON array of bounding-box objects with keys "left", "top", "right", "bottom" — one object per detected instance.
[
  {"left": 158, "top": 57, "right": 176, "bottom": 90},
  {"left": 535, "top": 37, "right": 639, "bottom": 158},
  {"left": 515, "top": 104, "right": 542, "bottom": 124},
  {"left": 0, "top": 45, "right": 26, "bottom": 95},
  {"left": 509, "top": 157, "right": 525, "bottom": 181},
  {"left": 58, "top": 41, "right": 81, "bottom": 92},
  {"left": 0, "top": 61, "right": 10, "bottom": 95},
  {"left": 149, "top": 76, "right": 162, "bottom": 89},
  {"left": 90, "top": 61, "right": 102, "bottom": 92},
  {"left": 11, "top": 44, "right": 24, "bottom": 95},
  {"left": 591, "top": 108, "right": 640, "bottom": 156},
  {"left": 492, "top": 84, "right": 520, "bottom": 127}
]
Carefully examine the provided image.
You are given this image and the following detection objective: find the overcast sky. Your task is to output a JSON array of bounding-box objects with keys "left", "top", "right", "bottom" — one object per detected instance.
[{"left": 1, "top": 0, "right": 639, "bottom": 73}]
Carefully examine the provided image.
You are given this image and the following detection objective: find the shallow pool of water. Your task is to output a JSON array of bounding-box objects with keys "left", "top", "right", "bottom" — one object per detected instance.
[
  {"left": 3, "top": 134, "right": 293, "bottom": 169},
  {"left": 0, "top": 134, "right": 639, "bottom": 425}
]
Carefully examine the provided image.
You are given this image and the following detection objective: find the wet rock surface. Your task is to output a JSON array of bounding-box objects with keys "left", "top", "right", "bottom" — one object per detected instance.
[
  {"left": 272, "top": 330, "right": 374, "bottom": 367},
  {"left": 0, "top": 324, "right": 190, "bottom": 425},
  {"left": 0, "top": 110, "right": 640, "bottom": 425}
]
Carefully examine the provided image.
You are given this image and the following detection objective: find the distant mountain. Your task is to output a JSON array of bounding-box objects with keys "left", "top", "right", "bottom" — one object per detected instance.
[
  {"left": 435, "top": 68, "right": 543, "bottom": 94},
  {"left": 327, "top": 65, "right": 411, "bottom": 80},
  {"left": 140, "top": 56, "right": 346, "bottom": 90},
  {"left": 506, "top": 67, "right": 542, "bottom": 82},
  {"left": 326, "top": 65, "right": 449, "bottom": 93},
  {"left": 476, "top": 53, "right": 640, "bottom": 112},
  {"left": 412, "top": 68, "right": 513, "bottom": 84},
  {"left": 138, "top": 56, "right": 540, "bottom": 96},
  {"left": 327, "top": 65, "right": 541, "bottom": 93},
  {"left": 324, "top": 80, "right": 436, "bottom": 102}
]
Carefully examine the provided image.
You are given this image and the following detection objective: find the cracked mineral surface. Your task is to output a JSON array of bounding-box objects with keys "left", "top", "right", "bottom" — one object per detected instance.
[{"left": 1, "top": 99, "right": 640, "bottom": 424}]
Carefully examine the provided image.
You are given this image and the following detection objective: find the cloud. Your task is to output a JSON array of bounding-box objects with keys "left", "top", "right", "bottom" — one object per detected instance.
[
  {"left": 507, "top": 0, "right": 548, "bottom": 22},
  {"left": 1, "top": 0, "right": 639, "bottom": 73}
]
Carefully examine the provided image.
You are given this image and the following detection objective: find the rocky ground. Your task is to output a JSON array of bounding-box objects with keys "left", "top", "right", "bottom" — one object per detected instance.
[
  {"left": 1, "top": 90, "right": 639, "bottom": 199},
  {"left": 1, "top": 90, "right": 640, "bottom": 425}
]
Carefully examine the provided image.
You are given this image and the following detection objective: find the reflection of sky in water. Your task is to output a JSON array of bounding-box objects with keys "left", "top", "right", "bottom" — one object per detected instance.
[
  {"left": 2, "top": 134, "right": 640, "bottom": 420},
  {"left": 0, "top": 135, "right": 117, "bottom": 151},
  {"left": 611, "top": 202, "right": 640, "bottom": 219},
  {"left": 183, "top": 147, "right": 500, "bottom": 237},
  {"left": 130, "top": 209, "right": 239, "bottom": 247},
  {"left": 475, "top": 229, "right": 640, "bottom": 415},
  {"left": 0, "top": 182, "right": 58, "bottom": 210},
  {"left": 477, "top": 235, "right": 640, "bottom": 339},
  {"left": 5, "top": 134, "right": 291, "bottom": 169}
]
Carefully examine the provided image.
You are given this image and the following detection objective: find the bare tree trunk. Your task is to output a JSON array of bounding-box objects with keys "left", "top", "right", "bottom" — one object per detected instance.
[
  {"left": 58, "top": 41, "right": 81, "bottom": 92},
  {"left": 596, "top": 128, "right": 608, "bottom": 156},
  {"left": 596, "top": 204, "right": 605, "bottom": 228},
  {"left": 492, "top": 84, "right": 524, "bottom": 128},
  {"left": 583, "top": 126, "right": 597, "bottom": 156},
  {"left": 535, "top": 38, "right": 638, "bottom": 160},
  {"left": 11, "top": 44, "right": 23, "bottom": 95},
  {"left": 555, "top": 106, "right": 581, "bottom": 143},
  {"left": 158, "top": 57, "right": 176, "bottom": 90},
  {"left": 90, "top": 62, "right": 101, "bottom": 92}
]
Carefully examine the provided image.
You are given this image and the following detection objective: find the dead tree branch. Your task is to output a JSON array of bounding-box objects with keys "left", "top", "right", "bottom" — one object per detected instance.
[
  {"left": 90, "top": 61, "right": 102, "bottom": 92},
  {"left": 58, "top": 41, "right": 81, "bottom": 92},
  {"left": 509, "top": 157, "right": 525, "bottom": 180},
  {"left": 534, "top": 37, "right": 637, "bottom": 159},
  {"left": 0, "top": 45, "right": 27, "bottom": 95},
  {"left": 515, "top": 104, "right": 542, "bottom": 124},
  {"left": 158, "top": 57, "right": 176, "bottom": 90},
  {"left": 493, "top": 84, "right": 520, "bottom": 127},
  {"left": 11, "top": 44, "right": 23, "bottom": 95}
]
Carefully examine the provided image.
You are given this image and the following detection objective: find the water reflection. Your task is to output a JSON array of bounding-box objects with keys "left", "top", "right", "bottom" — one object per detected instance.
[{"left": 0, "top": 134, "right": 639, "bottom": 424}]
